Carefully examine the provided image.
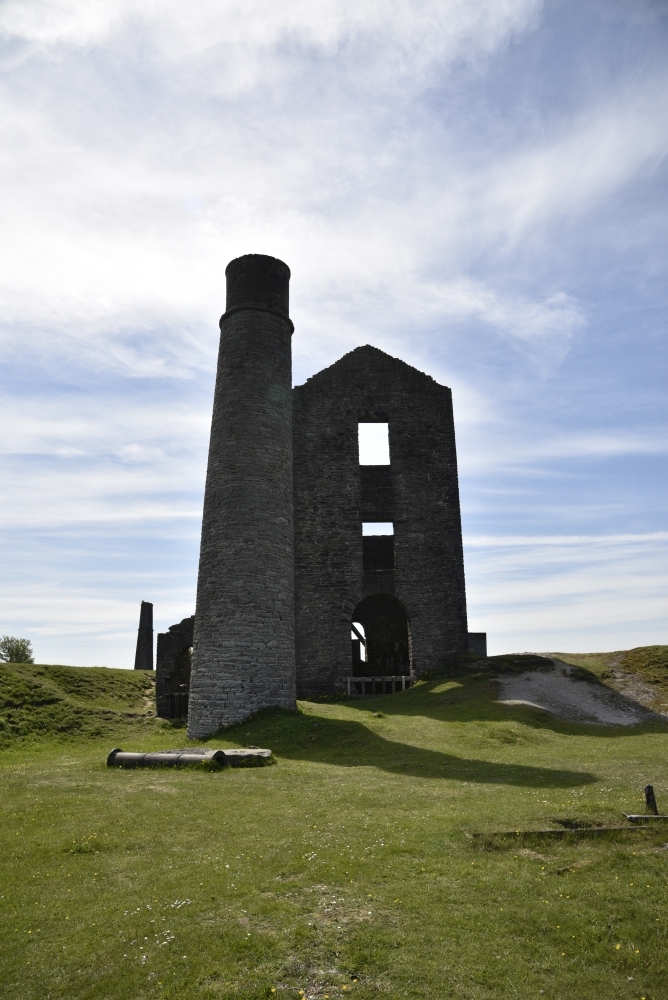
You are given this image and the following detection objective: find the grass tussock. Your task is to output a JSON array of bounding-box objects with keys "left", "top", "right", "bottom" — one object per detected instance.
[{"left": 0, "top": 652, "right": 667, "bottom": 999}]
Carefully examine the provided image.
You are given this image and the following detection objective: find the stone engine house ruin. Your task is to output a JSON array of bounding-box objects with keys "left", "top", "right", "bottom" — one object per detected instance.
[
  {"left": 293, "top": 345, "right": 468, "bottom": 698},
  {"left": 155, "top": 254, "right": 470, "bottom": 737}
]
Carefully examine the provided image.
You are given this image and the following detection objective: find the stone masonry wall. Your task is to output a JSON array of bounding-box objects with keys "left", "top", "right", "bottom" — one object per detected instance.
[
  {"left": 187, "top": 255, "right": 296, "bottom": 737},
  {"left": 293, "top": 345, "right": 468, "bottom": 696},
  {"left": 156, "top": 615, "right": 194, "bottom": 718}
]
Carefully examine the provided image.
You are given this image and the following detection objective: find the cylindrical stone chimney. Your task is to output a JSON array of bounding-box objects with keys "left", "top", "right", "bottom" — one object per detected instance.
[{"left": 187, "top": 254, "right": 296, "bottom": 736}]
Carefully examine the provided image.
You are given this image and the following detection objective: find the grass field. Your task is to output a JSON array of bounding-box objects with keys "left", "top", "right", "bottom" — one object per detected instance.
[{"left": 1, "top": 654, "right": 668, "bottom": 1000}]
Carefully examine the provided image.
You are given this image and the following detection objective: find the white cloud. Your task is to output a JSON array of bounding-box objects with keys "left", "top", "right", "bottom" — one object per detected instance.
[
  {"left": 466, "top": 531, "right": 668, "bottom": 547},
  {"left": 456, "top": 429, "right": 668, "bottom": 477},
  {"left": 0, "top": 0, "right": 540, "bottom": 80},
  {"left": 2, "top": 0, "right": 665, "bottom": 384},
  {"left": 412, "top": 281, "right": 585, "bottom": 365},
  {"left": 0, "top": 0, "right": 541, "bottom": 354},
  {"left": 481, "top": 89, "right": 668, "bottom": 246},
  {"left": 0, "top": 581, "right": 197, "bottom": 668},
  {"left": 465, "top": 531, "right": 668, "bottom": 652},
  {"left": 0, "top": 396, "right": 209, "bottom": 456},
  {"left": 0, "top": 395, "right": 209, "bottom": 527}
]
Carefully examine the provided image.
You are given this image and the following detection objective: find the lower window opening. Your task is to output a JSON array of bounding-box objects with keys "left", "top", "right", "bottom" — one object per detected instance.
[{"left": 362, "top": 522, "right": 395, "bottom": 572}]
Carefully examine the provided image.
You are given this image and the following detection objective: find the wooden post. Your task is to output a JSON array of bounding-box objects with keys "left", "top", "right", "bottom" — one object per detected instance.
[{"left": 645, "top": 785, "right": 659, "bottom": 815}]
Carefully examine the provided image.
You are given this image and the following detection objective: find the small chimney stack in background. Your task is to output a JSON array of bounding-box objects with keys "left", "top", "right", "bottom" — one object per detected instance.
[{"left": 134, "top": 600, "right": 154, "bottom": 670}]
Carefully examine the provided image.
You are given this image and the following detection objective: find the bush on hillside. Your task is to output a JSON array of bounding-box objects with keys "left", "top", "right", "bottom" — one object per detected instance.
[{"left": 0, "top": 636, "right": 34, "bottom": 663}]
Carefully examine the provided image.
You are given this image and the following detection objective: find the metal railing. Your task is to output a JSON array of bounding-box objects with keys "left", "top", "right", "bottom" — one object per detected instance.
[
  {"left": 167, "top": 691, "right": 189, "bottom": 719},
  {"left": 347, "top": 675, "right": 415, "bottom": 697}
]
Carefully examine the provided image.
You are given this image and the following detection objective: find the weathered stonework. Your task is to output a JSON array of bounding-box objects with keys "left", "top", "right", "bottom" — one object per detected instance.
[
  {"left": 187, "top": 255, "right": 296, "bottom": 737},
  {"left": 156, "top": 615, "right": 194, "bottom": 718},
  {"left": 293, "top": 346, "right": 468, "bottom": 697},
  {"left": 185, "top": 255, "right": 470, "bottom": 736}
]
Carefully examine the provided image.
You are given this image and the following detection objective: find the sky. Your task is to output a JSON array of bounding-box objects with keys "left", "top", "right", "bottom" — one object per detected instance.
[{"left": 0, "top": 0, "right": 666, "bottom": 666}]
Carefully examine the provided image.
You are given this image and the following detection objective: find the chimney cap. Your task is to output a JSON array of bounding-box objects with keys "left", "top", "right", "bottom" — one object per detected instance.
[{"left": 225, "top": 254, "right": 290, "bottom": 319}]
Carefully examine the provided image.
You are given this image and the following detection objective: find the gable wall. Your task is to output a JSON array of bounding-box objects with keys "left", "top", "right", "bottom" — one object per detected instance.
[{"left": 292, "top": 346, "right": 468, "bottom": 696}]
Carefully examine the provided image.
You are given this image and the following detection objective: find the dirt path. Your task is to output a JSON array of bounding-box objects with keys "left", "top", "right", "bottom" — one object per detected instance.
[{"left": 496, "top": 659, "right": 653, "bottom": 725}]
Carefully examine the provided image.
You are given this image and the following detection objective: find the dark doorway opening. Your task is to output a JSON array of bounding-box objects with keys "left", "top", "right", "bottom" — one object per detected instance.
[
  {"left": 351, "top": 594, "right": 411, "bottom": 676},
  {"left": 167, "top": 645, "right": 191, "bottom": 718}
]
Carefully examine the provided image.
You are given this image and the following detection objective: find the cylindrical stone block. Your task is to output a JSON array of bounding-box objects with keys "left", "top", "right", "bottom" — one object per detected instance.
[{"left": 187, "top": 254, "right": 296, "bottom": 737}]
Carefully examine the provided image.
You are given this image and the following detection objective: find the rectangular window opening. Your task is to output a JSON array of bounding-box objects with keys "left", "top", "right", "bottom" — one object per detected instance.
[
  {"left": 362, "top": 528, "right": 395, "bottom": 572},
  {"left": 358, "top": 423, "right": 390, "bottom": 465},
  {"left": 362, "top": 522, "right": 394, "bottom": 536}
]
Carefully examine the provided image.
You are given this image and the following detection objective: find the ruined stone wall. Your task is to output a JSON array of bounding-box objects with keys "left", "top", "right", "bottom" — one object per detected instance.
[
  {"left": 156, "top": 616, "right": 194, "bottom": 718},
  {"left": 293, "top": 345, "right": 468, "bottom": 696},
  {"left": 187, "top": 255, "right": 296, "bottom": 737}
]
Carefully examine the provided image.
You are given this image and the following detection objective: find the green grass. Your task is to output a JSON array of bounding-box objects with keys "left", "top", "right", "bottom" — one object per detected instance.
[{"left": 1, "top": 656, "right": 668, "bottom": 999}]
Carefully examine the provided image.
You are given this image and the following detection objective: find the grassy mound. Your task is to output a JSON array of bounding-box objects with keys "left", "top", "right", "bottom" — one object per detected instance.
[
  {"left": 554, "top": 645, "right": 668, "bottom": 681},
  {"left": 0, "top": 663, "right": 157, "bottom": 745},
  {"left": 553, "top": 645, "right": 668, "bottom": 712},
  {"left": 616, "top": 645, "right": 668, "bottom": 684}
]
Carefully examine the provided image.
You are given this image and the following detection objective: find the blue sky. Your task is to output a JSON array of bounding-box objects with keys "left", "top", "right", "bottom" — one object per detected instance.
[{"left": 0, "top": 0, "right": 666, "bottom": 665}]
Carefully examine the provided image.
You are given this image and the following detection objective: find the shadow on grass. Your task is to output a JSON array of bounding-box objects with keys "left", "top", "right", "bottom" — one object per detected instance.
[
  {"left": 335, "top": 670, "right": 667, "bottom": 738},
  {"left": 220, "top": 709, "right": 596, "bottom": 789}
]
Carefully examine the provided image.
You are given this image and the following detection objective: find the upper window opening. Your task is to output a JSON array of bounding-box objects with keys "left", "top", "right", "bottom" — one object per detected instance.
[
  {"left": 362, "top": 522, "right": 394, "bottom": 536},
  {"left": 358, "top": 423, "right": 390, "bottom": 465}
]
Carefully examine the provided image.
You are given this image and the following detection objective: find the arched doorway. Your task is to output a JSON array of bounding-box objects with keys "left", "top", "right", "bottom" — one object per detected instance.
[{"left": 351, "top": 594, "right": 411, "bottom": 676}]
